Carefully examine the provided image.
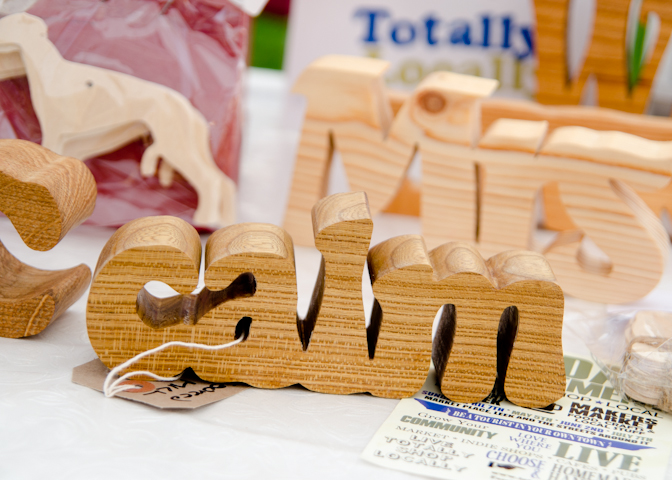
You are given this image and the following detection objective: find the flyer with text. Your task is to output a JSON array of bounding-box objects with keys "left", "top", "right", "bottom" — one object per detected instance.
[{"left": 362, "top": 354, "right": 672, "bottom": 479}]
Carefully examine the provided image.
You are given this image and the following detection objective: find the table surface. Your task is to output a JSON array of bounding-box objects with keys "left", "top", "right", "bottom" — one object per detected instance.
[{"left": 1, "top": 68, "right": 672, "bottom": 480}]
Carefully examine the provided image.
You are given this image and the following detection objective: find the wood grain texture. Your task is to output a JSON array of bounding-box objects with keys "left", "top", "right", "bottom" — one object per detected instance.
[
  {"left": 469, "top": 123, "right": 670, "bottom": 304},
  {"left": 367, "top": 235, "right": 435, "bottom": 397},
  {"left": 284, "top": 59, "right": 496, "bottom": 246},
  {"left": 0, "top": 139, "right": 96, "bottom": 251},
  {"left": 87, "top": 216, "right": 203, "bottom": 371},
  {"left": 391, "top": 74, "right": 498, "bottom": 250},
  {"left": 481, "top": 98, "right": 672, "bottom": 232},
  {"left": 203, "top": 223, "right": 301, "bottom": 388},
  {"left": 369, "top": 238, "right": 565, "bottom": 408},
  {"left": 296, "top": 191, "right": 373, "bottom": 394},
  {"left": 534, "top": 0, "right": 672, "bottom": 113},
  {"left": 481, "top": 98, "right": 672, "bottom": 141},
  {"left": 284, "top": 55, "right": 414, "bottom": 246},
  {"left": 0, "top": 139, "right": 96, "bottom": 338},
  {"left": 286, "top": 56, "right": 672, "bottom": 303},
  {"left": 387, "top": 95, "right": 672, "bottom": 228},
  {"left": 285, "top": 56, "right": 497, "bottom": 246},
  {"left": 88, "top": 193, "right": 378, "bottom": 396},
  {"left": 88, "top": 192, "right": 566, "bottom": 403},
  {"left": 89, "top": 218, "right": 300, "bottom": 387},
  {"left": 0, "top": 241, "right": 91, "bottom": 338},
  {"left": 0, "top": 13, "right": 235, "bottom": 228}
]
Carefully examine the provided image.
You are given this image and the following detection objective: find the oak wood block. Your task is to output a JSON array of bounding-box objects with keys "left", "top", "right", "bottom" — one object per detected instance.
[
  {"left": 87, "top": 216, "right": 203, "bottom": 371},
  {"left": 296, "top": 191, "right": 374, "bottom": 394},
  {"left": 0, "top": 139, "right": 96, "bottom": 338},
  {"left": 202, "top": 223, "right": 301, "bottom": 388},
  {"left": 367, "top": 235, "right": 441, "bottom": 399},
  {"left": 369, "top": 237, "right": 565, "bottom": 408}
]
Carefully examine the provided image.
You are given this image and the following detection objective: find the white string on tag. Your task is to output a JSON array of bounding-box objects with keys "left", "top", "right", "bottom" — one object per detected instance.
[{"left": 103, "top": 336, "right": 244, "bottom": 398}]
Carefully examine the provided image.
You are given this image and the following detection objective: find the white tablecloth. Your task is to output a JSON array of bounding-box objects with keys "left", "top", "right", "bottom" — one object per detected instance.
[{"left": 1, "top": 68, "right": 671, "bottom": 479}]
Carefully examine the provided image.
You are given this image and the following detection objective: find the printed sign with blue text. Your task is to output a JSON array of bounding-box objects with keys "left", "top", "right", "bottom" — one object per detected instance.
[
  {"left": 362, "top": 354, "right": 672, "bottom": 479},
  {"left": 285, "top": 0, "right": 672, "bottom": 112}
]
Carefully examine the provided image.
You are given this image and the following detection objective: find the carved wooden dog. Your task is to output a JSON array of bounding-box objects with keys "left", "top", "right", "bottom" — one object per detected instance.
[
  {"left": 0, "top": 13, "right": 235, "bottom": 228},
  {"left": 87, "top": 192, "right": 565, "bottom": 407}
]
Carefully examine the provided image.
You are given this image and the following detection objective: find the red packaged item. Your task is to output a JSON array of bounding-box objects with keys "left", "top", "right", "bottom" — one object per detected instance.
[{"left": 0, "top": 0, "right": 250, "bottom": 228}]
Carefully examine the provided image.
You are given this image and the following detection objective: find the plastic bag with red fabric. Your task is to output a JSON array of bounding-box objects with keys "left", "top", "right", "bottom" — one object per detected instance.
[{"left": 0, "top": 0, "right": 248, "bottom": 228}]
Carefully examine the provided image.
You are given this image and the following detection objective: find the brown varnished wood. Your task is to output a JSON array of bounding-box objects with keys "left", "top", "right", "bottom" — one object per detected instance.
[
  {"left": 367, "top": 235, "right": 437, "bottom": 398},
  {"left": 369, "top": 238, "right": 565, "bottom": 408},
  {"left": 88, "top": 192, "right": 566, "bottom": 404},
  {"left": 0, "top": 139, "right": 96, "bottom": 251},
  {"left": 136, "top": 272, "right": 256, "bottom": 329},
  {"left": 202, "top": 222, "right": 303, "bottom": 388},
  {"left": 534, "top": 0, "right": 672, "bottom": 114},
  {"left": 295, "top": 191, "right": 373, "bottom": 394},
  {"left": 87, "top": 216, "right": 203, "bottom": 373},
  {"left": 0, "top": 139, "right": 96, "bottom": 338},
  {"left": 0, "top": 241, "right": 91, "bottom": 338}
]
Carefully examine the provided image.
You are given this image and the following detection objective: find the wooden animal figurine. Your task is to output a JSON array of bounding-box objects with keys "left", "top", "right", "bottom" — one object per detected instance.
[
  {"left": 0, "top": 13, "right": 235, "bottom": 228},
  {"left": 88, "top": 192, "right": 565, "bottom": 407},
  {"left": 0, "top": 139, "right": 96, "bottom": 338},
  {"left": 284, "top": 55, "right": 672, "bottom": 304},
  {"left": 622, "top": 311, "right": 672, "bottom": 411}
]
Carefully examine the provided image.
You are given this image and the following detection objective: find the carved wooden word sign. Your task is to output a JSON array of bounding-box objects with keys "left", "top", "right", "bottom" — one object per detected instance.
[
  {"left": 284, "top": 55, "right": 672, "bottom": 304},
  {"left": 0, "top": 140, "right": 97, "bottom": 338},
  {"left": 87, "top": 192, "right": 565, "bottom": 407}
]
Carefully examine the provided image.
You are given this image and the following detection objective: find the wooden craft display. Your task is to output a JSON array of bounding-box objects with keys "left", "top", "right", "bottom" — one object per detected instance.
[
  {"left": 0, "top": 139, "right": 96, "bottom": 338},
  {"left": 0, "top": 13, "right": 235, "bottom": 227},
  {"left": 284, "top": 56, "right": 672, "bottom": 304},
  {"left": 88, "top": 192, "right": 565, "bottom": 407}
]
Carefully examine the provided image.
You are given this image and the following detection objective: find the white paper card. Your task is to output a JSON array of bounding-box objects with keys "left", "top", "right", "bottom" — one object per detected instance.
[{"left": 362, "top": 354, "right": 672, "bottom": 479}]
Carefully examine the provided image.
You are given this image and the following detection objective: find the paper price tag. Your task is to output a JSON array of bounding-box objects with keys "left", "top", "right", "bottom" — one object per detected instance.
[{"left": 72, "top": 359, "right": 247, "bottom": 410}]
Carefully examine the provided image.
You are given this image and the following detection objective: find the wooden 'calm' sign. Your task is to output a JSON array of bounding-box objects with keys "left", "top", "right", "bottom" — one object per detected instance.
[{"left": 87, "top": 192, "right": 565, "bottom": 407}]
